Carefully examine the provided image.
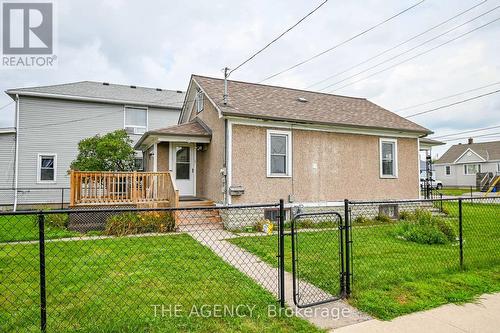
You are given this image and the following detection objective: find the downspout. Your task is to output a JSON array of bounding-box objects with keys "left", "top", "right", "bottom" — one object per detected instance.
[
  {"left": 223, "top": 119, "right": 228, "bottom": 205},
  {"left": 13, "top": 94, "right": 20, "bottom": 211}
]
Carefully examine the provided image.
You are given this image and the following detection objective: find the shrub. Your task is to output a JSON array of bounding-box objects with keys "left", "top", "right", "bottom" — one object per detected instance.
[
  {"left": 374, "top": 213, "right": 392, "bottom": 223},
  {"left": 353, "top": 215, "right": 371, "bottom": 224},
  {"left": 105, "top": 211, "right": 175, "bottom": 236},
  {"left": 45, "top": 213, "right": 69, "bottom": 229},
  {"left": 398, "top": 210, "right": 414, "bottom": 221},
  {"left": 394, "top": 209, "right": 457, "bottom": 245}
]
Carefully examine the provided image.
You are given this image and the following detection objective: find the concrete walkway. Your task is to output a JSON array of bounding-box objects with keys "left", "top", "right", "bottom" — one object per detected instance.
[
  {"left": 187, "top": 228, "right": 370, "bottom": 330},
  {"left": 334, "top": 293, "right": 500, "bottom": 333}
]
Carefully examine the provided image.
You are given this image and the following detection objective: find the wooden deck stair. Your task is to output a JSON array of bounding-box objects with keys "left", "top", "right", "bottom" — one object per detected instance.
[{"left": 177, "top": 198, "right": 223, "bottom": 230}]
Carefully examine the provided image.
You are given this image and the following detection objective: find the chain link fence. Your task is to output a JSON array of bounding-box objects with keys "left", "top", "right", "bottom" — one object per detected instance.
[
  {"left": 0, "top": 204, "right": 284, "bottom": 332},
  {"left": 347, "top": 197, "right": 500, "bottom": 295}
]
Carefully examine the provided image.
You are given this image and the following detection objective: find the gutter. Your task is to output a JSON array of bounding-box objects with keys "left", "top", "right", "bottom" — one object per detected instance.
[
  {"left": 13, "top": 94, "right": 19, "bottom": 211},
  {"left": 5, "top": 90, "right": 183, "bottom": 110}
]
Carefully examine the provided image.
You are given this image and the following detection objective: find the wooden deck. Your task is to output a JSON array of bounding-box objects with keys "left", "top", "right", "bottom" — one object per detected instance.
[{"left": 69, "top": 171, "right": 179, "bottom": 208}]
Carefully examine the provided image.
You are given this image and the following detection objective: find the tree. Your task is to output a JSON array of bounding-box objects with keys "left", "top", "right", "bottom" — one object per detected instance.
[{"left": 70, "top": 130, "right": 137, "bottom": 171}]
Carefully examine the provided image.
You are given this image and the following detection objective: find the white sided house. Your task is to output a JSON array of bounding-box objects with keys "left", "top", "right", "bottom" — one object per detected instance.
[
  {"left": 434, "top": 139, "right": 500, "bottom": 187},
  {"left": 2, "top": 81, "right": 185, "bottom": 208}
]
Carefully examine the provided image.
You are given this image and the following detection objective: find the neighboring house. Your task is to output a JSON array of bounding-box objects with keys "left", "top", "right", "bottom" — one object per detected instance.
[
  {"left": 135, "top": 75, "right": 434, "bottom": 205},
  {"left": 434, "top": 139, "right": 500, "bottom": 187},
  {"left": 2, "top": 81, "right": 185, "bottom": 207}
]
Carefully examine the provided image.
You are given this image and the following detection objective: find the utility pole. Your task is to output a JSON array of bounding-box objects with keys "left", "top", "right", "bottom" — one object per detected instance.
[{"left": 223, "top": 67, "right": 230, "bottom": 105}]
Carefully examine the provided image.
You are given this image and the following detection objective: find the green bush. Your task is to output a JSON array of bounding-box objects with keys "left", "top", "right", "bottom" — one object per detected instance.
[
  {"left": 45, "top": 213, "right": 69, "bottom": 229},
  {"left": 394, "top": 209, "right": 457, "bottom": 245},
  {"left": 398, "top": 210, "right": 414, "bottom": 221},
  {"left": 105, "top": 211, "right": 175, "bottom": 236},
  {"left": 353, "top": 215, "right": 371, "bottom": 224},
  {"left": 374, "top": 213, "right": 392, "bottom": 223}
]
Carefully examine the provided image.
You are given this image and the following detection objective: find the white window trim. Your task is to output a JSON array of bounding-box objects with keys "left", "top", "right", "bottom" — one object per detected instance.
[
  {"left": 464, "top": 163, "right": 481, "bottom": 175},
  {"left": 379, "top": 138, "right": 398, "bottom": 179},
  {"left": 123, "top": 105, "right": 148, "bottom": 134},
  {"left": 267, "top": 129, "right": 292, "bottom": 178},
  {"left": 196, "top": 90, "right": 204, "bottom": 113},
  {"left": 37, "top": 153, "right": 57, "bottom": 183}
]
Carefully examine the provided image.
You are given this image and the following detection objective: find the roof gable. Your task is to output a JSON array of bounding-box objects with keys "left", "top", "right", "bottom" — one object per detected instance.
[
  {"left": 454, "top": 148, "right": 486, "bottom": 164},
  {"left": 436, "top": 140, "right": 500, "bottom": 164},
  {"left": 191, "top": 75, "right": 431, "bottom": 134}
]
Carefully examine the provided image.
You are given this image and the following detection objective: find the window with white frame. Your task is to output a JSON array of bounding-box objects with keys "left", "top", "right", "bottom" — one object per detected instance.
[
  {"left": 196, "top": 89, "right": 204, "bottom": 113},
  {"left": 464, "top": 164, "right": 481, "bottom": 175},
  {"left": 445, "top": 165, "right": 451, "bottom": 175},
  {"left": 124, "top": 107, "right": 147, "bottom": 134},
  {"left": 38, "top": 154, "right": 56, "bottom": 182},
  {"left": 380, "top": 139, "right": 398, "bottom": 178},
  {"left": 267, "top": 130, "right": 292, "bottom": 177}
]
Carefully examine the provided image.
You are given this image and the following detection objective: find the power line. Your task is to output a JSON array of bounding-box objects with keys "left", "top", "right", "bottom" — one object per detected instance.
[
  {"left": 229, "top": 0, "right": 329, "bottom": 75},
  {"left": 0, "top": 101, "right": 14, "bottom": 111},
  {"left": 322, "top": 5, "right": 500, "bottom": 91},
  {"left": 405, "top": 89, "right": 500, "bottom": 118},
  {"left": 440, "top": 131, "right": 500, "bottom": 142},
  {"left": 257, "top": 0, "right": 426, "bottom": 83},
  {"left": 395, "top": 81, "right": 500, "bottom": 112},
  {"left": 306, "top": 0, "right": 488, "bottom": 90},
  {"left": 329, "top": 16, "right": 500, "bottom": 93},
  {"left": 431, "top": 124, "right": 500, "bottom": 139}
]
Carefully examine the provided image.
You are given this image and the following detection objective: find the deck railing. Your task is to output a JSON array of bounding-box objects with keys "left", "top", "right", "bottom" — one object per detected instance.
[{"left": 70, "top": 171, "right": 179, "bottom": 207}]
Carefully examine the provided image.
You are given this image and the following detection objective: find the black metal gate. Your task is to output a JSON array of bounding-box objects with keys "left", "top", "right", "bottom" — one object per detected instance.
[{"left": 290, "top": 211, "right": 344, "bottom": 308}]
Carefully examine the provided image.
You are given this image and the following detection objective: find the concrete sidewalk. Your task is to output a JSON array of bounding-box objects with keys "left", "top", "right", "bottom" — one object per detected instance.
[
  {"left": 187, "top": 229, "right": 370, "bottom": 330},
  {"left": 334, "top": 293, "right": 500, "bottom": 333}
]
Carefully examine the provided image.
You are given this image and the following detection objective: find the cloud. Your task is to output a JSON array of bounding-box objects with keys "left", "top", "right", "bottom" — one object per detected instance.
[{"left": 0, "top": 0, "right": 498, "bottom": 159}]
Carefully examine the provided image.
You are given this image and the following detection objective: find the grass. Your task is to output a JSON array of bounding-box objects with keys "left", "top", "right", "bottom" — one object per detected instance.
[
  {"left": 0, "top": 233, "right": 320, "bottom": 332},
  {"left": 437, "top": 187, "right": 473, "bottom": 196},
  {"left": 0, "top": 214, "right": 78, "bottom": 243},
  {"left": 230, "top": 202, "right": 500, "bottom": 320}
]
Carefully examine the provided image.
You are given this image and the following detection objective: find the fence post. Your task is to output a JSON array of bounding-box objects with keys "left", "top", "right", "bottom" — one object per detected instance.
[
  {"left": 61, "top": 188, "right": 64, "bottom": 209},
  {"left": 38, "top": 213, "right": 47, "bottom": 332},
  {"left": 440, "top": 193, "right": 443, "bottom": 213},
  {"left": 344, "top": 199, "right": 351, "bottom": 297},
  {"left": 278, "top": 199, "right": 285, "bottom": 308},
  {"left": 458, "top": 198, "right": 464, "bottom": 269}
]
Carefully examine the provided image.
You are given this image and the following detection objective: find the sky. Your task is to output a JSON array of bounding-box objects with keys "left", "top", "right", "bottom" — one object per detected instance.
[{"left": 1, "top": 0, "right": 499, "bottom": 158}]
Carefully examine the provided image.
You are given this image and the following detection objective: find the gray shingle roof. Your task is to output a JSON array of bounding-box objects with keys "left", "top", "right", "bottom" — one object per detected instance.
[
  {"left": 436, "top": 140, "right": 500, "bottom": 164},
  {"left": 193, "top": 75, "right": 431, "bottom": 134},
  {"left": 149, "top": 118, "right": 211, "bottom": 137},
  {"left": 6, "top": 81, "right": 186, "bottom": 109}
]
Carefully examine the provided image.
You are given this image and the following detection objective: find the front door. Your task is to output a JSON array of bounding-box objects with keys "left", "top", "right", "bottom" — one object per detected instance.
[{"left": 173, "top": 144, "right": 195, "bottom": 196}]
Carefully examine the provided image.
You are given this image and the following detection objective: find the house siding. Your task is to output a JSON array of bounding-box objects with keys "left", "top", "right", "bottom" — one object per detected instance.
[
  {"left": 435, "top": 162, "right": 499, "bottom": 187},
  {"left": 15, "top": 96, "right": 179, "bottom": 205},
  {"left": 0, "top": 133, "right": 16, "bottom": 205},
  {"left": 230, "top": 124, "right": 419, "bottom": 204}
]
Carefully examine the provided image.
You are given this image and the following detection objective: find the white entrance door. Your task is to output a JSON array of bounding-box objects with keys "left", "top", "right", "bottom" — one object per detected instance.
[{"left": 172, "top": 144, "right": 195, "bottom": 196}]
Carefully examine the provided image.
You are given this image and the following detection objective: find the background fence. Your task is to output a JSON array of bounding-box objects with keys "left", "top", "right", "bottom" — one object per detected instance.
[{"left": 0, "top": 187, "right": 69, "bottom": 211}]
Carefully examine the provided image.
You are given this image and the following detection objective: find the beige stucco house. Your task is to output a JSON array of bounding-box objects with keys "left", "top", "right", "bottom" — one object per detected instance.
[{"left": 135, "top": 75, "right": 433, "bottom": 205}]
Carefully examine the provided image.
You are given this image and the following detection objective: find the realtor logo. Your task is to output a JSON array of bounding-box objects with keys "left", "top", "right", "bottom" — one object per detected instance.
[{"left": 1, "top": 1, "right": 56, "bottom": 67}]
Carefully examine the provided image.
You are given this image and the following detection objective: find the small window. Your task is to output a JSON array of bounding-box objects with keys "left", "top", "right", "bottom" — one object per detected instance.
[
  {"left": 124, "top": 107, "right": 147, "bottom": 134},
  {"left": 380, "top": 139, "right": 398, "bottom": 178},
  {"left": 445, "top": 166, "right": 451, "bottom": 175},
  {"left": 267, "top": 130, "right": 292, "bottom": 177},
  {"left": 38, "top": 154, "right": 56, "bottom": 182},
  {"left": 464, "top": 164, "right": 481, "bottom": 175},
  {"left": 196, "top": 90, "right": 204, "bottom": 113},
  {"left": 134, "top": 157, "right": 144, "bottom": 171}
]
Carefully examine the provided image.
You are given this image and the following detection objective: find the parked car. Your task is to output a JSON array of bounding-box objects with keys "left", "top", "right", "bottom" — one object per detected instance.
[{"left": 420, "top": 178, "right": 443, "bottom": 190}]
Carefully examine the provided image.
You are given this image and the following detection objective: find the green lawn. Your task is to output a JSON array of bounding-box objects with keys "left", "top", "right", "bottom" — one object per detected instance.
[
  {"left": 437, "top": 187, "right": 473, "bottom": 196},
  {"left": 230, "top": 202, "right": 500, "bottom": 320},
  {"left": 0, "top": 214, "right": 78, "bottom": 243},
  {"left": 0, "top": 233, "right": 320, "bottom": 332}
]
